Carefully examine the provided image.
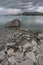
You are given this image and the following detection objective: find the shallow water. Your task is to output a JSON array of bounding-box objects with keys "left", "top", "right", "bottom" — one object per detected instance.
[
  {"left": 0, "top": 15, "right": 43, "bottom": 42},
  {"left": 0, "top": 15, "right": 43, "bottom": 30}
]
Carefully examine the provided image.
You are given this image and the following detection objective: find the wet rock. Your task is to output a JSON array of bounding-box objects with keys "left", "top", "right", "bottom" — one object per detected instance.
[
  {"left": 7, "top": 48, "right": 14, "bottom": 56},
  {"left": 6, "top": 19, "right": 20, "bottom": 28},
  {"left": 5, "top": 19, "right": 20, "bottom": 28}
]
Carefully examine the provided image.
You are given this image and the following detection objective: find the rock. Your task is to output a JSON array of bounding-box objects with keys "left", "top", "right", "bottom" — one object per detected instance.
[
  {"left": 6, "top": 43, "right": 15, "bottom": 47},
  {"left": 23, "top": 42, "right": 32, "bottom": 49},
  {"left": 27, "top": 38, "right": 30, "bottom": 41},
  {"left": 38, "top": 33, "right": 43, "bottom": 39},
  {"left": 5, "top": 43, "right": 16, "bottom": 51},
  {"left": 23, "top": 42, "right": 33, "bottom": 53},
  {"left": 5, "top": 19, "right": 20, "bottom": 28},
  {"left": 0, "top": 51, "right": 6, "bottom": 63},
  {"left": 26, "top": 52, "right": 37, "bottom": 63},
  {"left": 32, "top": 46, "right": 38, "bottom": 52},
  {"left": 19, "top": 59, "right": 33, "bottom": 65},
  {"left": 31, "top": 40, "right": 38, "bottom": 52},
  {"left": 8, "top": 56, "right": 18, "bottom": 65},
  {"left": 38, "top": 57, "right": 43, "bottom": 65},
  {"left": 16, "top": 32, "right": 23, "bottom": 38},
  {"left": 0, "top": 44, "right": 2, "bottom": 51},
  {"left": 15, "top": 52, "right": 24, "bottom": 63},
  {"left": 7, "top": 48, "right": 14, "bottom": 56},
  {"left": 31, "top": 40, "right": 37, "bottom": 47},
  {"left": 0, "top": 44, "right": 5, "bottom": 51},
  {"left": 39, "top": 45, "right": 43, "bottom": 56},
  {"left": 1, "top": 61, "right": 8, "bottom": 65}
]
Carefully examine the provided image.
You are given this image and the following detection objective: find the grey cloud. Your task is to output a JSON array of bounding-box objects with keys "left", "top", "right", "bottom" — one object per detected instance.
[{"left": 0, "top": 0, "right": 43, "bottom": 14}]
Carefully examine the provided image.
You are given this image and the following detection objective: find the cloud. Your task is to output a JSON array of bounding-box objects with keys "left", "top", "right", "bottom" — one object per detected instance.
[
  {"left": 36, "top": 6, "right": 43, "bottom": 13},
  {"left": 0, "top": 7, "right": 22, "bottom": 15},
  {"left": 0, "top": 2, "right": 43, "bottom": 15}
]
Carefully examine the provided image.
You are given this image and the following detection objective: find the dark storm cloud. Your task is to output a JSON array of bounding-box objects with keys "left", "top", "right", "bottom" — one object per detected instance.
[{"left": 0, "top": 0, "right": 43, "bottom": 8}]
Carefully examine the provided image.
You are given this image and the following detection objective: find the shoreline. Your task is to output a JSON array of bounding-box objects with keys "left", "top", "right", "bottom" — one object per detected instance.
[{"left": 0, "top": 27, "right": 43, "bottom": 65}]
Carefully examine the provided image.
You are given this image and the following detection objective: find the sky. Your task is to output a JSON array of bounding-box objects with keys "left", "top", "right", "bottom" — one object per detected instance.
[{"left": 0, "top": 0, "right": 43, "bottom": 15}]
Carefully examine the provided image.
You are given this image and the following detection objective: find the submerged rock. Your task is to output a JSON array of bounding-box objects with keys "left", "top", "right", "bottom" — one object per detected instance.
[{"left": 5, "top": 19, "right": 20, "bottom": 28}]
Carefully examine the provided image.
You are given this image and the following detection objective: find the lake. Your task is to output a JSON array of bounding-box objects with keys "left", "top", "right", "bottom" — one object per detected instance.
[
  {"left": 0, "top": 15, "right": 43, "bottom": 42},
  {"left": 0, "top": 15, "right": 43, "bottom": 31}
]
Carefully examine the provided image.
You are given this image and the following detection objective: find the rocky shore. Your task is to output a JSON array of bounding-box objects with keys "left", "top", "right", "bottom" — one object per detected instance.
[{"left": 0, "top": 28, "right": 43, "bottom": 65}]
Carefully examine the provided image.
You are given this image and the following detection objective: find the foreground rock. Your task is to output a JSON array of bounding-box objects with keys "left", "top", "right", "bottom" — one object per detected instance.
[
  {"left": 0, "top": 28, "right": 43, "bottom": 65},
  {"left": 5, "top": 19, "right": 20, "bottom": 28},
  {"left": 0, "top": 51, "right": 6, "bottom": 63}
]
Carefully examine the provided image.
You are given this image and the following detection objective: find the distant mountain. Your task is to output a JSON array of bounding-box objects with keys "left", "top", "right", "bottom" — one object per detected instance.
[
  {"left": 1, "top": 11, "right": 43, "bottom": 16},
  {"left": 22, "top": 12, "right": 43, "bottom": 15}
]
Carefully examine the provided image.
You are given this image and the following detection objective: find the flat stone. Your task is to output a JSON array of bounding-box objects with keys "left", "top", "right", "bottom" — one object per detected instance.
[
  {"left": 26, "top": 52, "right": 37, "bottom": 62},
  {"left": 8, "top": 56, "right": 18, "bottom": 65},
  {"left": 7, "top": 48, "right": 14, "bottom": 56},
  {"left": 23, "top": 42, "right": 32, "bottom": 49}
]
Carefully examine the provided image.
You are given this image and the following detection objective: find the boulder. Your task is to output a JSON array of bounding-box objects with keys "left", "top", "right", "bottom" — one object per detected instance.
[{"left": 5, "top": 19, "right": 20, "bottom": 28}]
